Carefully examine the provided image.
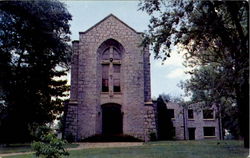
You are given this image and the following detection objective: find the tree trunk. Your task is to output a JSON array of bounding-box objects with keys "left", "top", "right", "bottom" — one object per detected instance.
[{"left": 237, "top": 74, "right": 249, "bottom": 148}]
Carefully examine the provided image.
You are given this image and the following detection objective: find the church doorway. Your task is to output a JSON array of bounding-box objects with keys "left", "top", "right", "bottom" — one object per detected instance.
[{"left": 102, "top": 104, "right": 123, "bottom": 135}]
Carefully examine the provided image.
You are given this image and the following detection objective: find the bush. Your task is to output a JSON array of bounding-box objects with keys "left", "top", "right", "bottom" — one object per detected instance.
[
  {"left": 31, "top": 126, "right": 69, "bottom": 158},
  {"left": 149, "top": 132, "right": 157, "bottom": 141},
  {"left": 64, "top": 133, "right": 75, "bottom": 143}
]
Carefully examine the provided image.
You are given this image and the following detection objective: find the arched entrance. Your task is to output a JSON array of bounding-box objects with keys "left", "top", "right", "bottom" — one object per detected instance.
[{"left": 102, "top": 104, "right": 123, "bottom": 135}]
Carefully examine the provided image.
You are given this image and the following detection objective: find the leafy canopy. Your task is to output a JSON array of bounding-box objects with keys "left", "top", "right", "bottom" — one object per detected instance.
[
  {"left": 0, "top": 0, "right": 72, "bottom": 143},
  {"left": 139, "top": 0, "right": 248, "bottom": 147}
]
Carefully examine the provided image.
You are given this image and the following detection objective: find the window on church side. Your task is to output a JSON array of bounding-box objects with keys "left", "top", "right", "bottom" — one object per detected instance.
[{"left": 102, "top": 64, "right": 109, "bottom": 92}]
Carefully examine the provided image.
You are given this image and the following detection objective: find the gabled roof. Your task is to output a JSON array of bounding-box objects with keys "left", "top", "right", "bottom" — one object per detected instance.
[{"left": 79, "top": 14, "right": 141, "bottom": 34}]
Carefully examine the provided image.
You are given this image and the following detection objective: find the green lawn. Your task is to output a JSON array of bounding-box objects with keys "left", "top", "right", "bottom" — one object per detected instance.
[
  {"left": 0, "top": 144, "right": 32, "bottom": 154},
  {"left": 0, "top": 143, "right": 78, "bottom": 154},
  {"left": 2, "top": 140, "right": 249, "bottom": 158}
]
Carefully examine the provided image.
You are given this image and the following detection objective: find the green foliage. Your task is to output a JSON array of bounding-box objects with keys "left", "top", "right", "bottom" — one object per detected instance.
[
  {"left": 139, "top": 0, "right": 249, "bottom": 147},
  {"left": 32, "top": 135, "right": 69, "bottom": 158},
  {"left": 30, "top": 125, "right": 52, "bottom": 141},
  {"left": 64, "top": 133, "right": 75, "bottom": 143},
  {"left": 156, "top": 96, "right": 175, "bottom": 140},
  {"left": 149, "top": 132, "right": 157, "bottom": 141},
  {"left": 179, "top": 64, "right": 240, "bottom": 138},
  {"left": 0, "top": 0, "right": 72, "bottom": 143},
  {"left": 31, "top": 127, "right": 69, "bottom": 158}
]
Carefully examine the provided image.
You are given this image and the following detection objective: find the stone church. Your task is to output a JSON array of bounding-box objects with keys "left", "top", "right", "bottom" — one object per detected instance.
[
  {"left": 64, "top": 14, "right": 156, "bottom": 141},
  {"left": 64, "top": 14, "right": 221, "bottom": 142}
]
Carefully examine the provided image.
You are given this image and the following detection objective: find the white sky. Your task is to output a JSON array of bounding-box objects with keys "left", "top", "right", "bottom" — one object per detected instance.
[{"left": 63, "top": 1, "right": 190, "bottom": 99}]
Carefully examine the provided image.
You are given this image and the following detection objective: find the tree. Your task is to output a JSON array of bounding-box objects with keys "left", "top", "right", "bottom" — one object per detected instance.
[
  {"left": 32, "top": 126, "right": 69, "bottom": 158},
  {"left": 179, "top": 64, "right": 240, "bottom": 138},
  {"left": 155, "top": 95, "right": 175, "bottom": 140},
  {"left": 139, "top": 0, "right": 249, "bottom": 147},
  {"left": 0, "top": 0, "right": 72, "bottom": 143}
]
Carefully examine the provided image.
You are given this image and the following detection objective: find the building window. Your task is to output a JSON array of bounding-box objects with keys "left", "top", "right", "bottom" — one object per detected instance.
[
  {"left": 101, "top": 46, "right": 121, "bottom": 93},
  {"left": 167, "top": 109, "right": 175, "bottom": 119},
  {"left": 204, "top": 127, "right": 215, "bottom": 137},
  {"left": 102, "top": 65, "right": 109, "bottom": 92},
  {"left": 113, "top": 79, "right": 120, "bottom": 92},
  {"left": 188, "top": 109, "right": 194, "bottom": 119},
  {"left": 203, "top": 109, "right": 214, "bottom": 119},
  {"left": 113, "top": 64, "right": 120, "bottom": 73}
]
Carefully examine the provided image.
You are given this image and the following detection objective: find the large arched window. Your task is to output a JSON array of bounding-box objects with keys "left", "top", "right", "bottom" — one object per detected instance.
[{"left": 99, "top": 39, "right": 123, "bottom": 95}]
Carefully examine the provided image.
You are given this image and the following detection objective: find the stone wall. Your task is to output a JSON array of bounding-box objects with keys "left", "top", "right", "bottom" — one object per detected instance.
[
  {"left": 64, "top": 102, "right": 78, "bottom": 141},
  {"left": 144, "top": 104, "right": 157, "bottom": 141},
  {"left": 143, "top": 45, "right": 151, "bottom": 102},
  {"left": 70, "top": 41, "right": 79, "bottom": 101}
]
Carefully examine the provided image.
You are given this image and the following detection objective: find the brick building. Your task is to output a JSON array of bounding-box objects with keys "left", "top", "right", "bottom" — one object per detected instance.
[{"left": 64, "top": 14, "right": 156, "bottom": 141}]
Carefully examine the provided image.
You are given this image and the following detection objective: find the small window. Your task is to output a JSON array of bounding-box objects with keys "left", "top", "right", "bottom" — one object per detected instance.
[
  {"left": 167, "top": 109, "right": 175, "bottom": 119},
  {"left": 102, "top": 79, "right": 109, "bottom": 92},
  {"left": 203, "top": 109, "right": 214, "bottom": 119},
  {"left": 113, "top": 65, "right": 120, "bottom": 73},
  {"left": 204, "top": 127, "right": 215, "bottom": 137},
  {"left": 113, "top": 79, "right": 120, "bottom": 92},
  {"left": 102, "top": 65, "right": 109, "bottom": 92},
  {"left": 188, "top": 109, "right": 194, "bottom": 119}
]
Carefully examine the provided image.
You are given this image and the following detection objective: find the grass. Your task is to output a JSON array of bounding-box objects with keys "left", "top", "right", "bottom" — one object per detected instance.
[
  {"left": 0, "top": 144, "right": 32, "bottom": 154},
  {"left": 0, "top": 143, "right": 79, "bottom": 154},
  {"left": 1, "top": 140, "right": 249, "bottom": 158},
  {"left": 82, "top": 134, "right": 143, "bottom": 142}
]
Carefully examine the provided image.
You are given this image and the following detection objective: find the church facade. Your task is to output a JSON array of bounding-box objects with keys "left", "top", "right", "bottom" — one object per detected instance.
[
  {"left": 64, "top": 14, "right": 156, "bottom": 141},
  {"left": 64, "top": 14, "right": 221, "bottom": 142}
]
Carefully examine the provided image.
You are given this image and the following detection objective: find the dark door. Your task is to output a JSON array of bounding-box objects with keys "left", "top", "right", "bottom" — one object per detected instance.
[
  {"left": 102, "top": 104, "right": 122, "bottom": 135},
  {"left": 188, "top": 128, "right": 195, "bottom": 140}
]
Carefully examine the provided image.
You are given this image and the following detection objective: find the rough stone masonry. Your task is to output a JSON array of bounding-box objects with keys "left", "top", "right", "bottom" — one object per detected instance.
[{"left": 64, "top": 14, "right": 156, "bottom": 141}]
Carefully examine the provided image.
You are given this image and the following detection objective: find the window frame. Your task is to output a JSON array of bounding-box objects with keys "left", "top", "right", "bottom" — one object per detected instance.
[
  {"left": 188, "top": 109, "right": 194, "bottom": 120},
  {"left": 203, "top": 109, "right": 214, "bottom": 120},
  {"left": 203, "top": 127, "right": 216, "bottom": 137},
  {"left": 101, "top": 46, "right": 122, "bottom": 94}
]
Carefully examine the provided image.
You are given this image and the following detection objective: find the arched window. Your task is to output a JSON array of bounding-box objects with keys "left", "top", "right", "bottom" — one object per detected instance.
[{"left": 100, "top": 41, "right": 122, "bottom": 95}]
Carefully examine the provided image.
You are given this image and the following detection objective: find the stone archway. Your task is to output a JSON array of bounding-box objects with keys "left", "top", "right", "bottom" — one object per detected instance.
[{"left": 101, "top": 103, "right": 123, "bottom": 135}]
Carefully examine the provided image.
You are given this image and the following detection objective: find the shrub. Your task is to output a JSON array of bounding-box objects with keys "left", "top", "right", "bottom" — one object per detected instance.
[
  {"left": 31, "top": 126, "right": 69, "bottom": 158},
  {"left": 149, "top": 132, "right": 157, "bottom": 141},
  {"left": 64, "top": 133, "right": 75, "bottom": 143}
]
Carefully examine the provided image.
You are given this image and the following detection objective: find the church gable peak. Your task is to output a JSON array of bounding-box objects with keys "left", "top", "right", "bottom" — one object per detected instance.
[{"left": 80, "top": 14, "right": 139, "bottom": 34}]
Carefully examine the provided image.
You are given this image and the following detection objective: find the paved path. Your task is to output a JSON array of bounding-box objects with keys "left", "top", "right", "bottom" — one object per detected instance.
[{"left": 0, "top": 142, "right": 143, "bottom": 157}]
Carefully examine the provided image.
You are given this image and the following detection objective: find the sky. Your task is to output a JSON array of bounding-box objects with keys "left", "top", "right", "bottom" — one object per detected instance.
[{"left": 63, "top": 1, "right": 190, "bottom": 99}]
